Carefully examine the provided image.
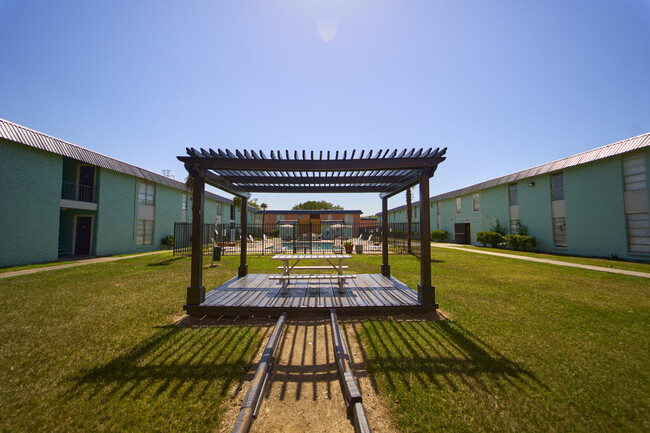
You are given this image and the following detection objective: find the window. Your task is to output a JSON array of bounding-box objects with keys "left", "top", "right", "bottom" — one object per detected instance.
[
  {"left": 510, "top": 219, "right": 518, "bottom": 235},
  {"left": 456, "top": 197, "right": 461, "bottom": 214},
  {"left": 436, "top": 203, "right": 441, "bottom": 230},
  {"left": 138, "top": 181, "right": 154, "bottom": 205},
  {"left": 551, "top": 173, "right": 564, "bottom": 201},
  {"left": 509, "top": 184, "right": 518, "bottom": 206},
  {"left": 230, "top": 205, "right": 235, "bottom": 221},
  {"left": 553, "top": 217, "right": 566, "bottom": 247},
  {"left": 181, "top": 194, "right": 187, "bottom": 211},
  {"left": 276, "top": 214, "right": 283, "bottom": 222},
  {"left": 623, "top": 154, "right": 650, "bottom": 252},
  {"left": 472, "top": 193, "right": 480, "bottom": 212},
  {"left": 344, "top": 214, "right": 353, "bottom": 225},
  {"left": 137, "top": 220, "right": 154, "bottom": 246}
]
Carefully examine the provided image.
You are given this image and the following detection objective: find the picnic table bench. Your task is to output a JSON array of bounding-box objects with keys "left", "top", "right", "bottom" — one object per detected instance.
[{"left": 270, "top": 254, "right": 355, "bottom": 294}]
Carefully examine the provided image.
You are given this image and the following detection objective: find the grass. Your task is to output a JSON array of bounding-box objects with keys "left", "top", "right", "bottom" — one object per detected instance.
[
  {"left": 0, "top": 252, "right": 264, "bottom": 432},
  {"left": 0, "top": 259, "right": 79, "bottom": 273},
  {"left": 440, "top": 243, "right": 650, "bottom": 273},
  {"left": 353, "top": 250, "right": 650, "bottom": 432},
  {"left": 1, "top": 250, "right": 648, "bottom": 432}
]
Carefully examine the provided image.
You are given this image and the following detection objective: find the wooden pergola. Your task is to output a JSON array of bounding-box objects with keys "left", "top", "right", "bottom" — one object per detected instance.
[{"left": 178, "top": 147, "right": 447, "bottom": 311}]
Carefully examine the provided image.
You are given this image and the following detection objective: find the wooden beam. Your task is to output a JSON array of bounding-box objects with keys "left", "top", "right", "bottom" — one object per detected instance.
[
  {"left": 221, "top": 175, "right": 407, "bottom": 185},
  {"left": 239, "top": 185, "right": 392, "bottom": 193},
  {"left": 178, "top": 155, "right": 446, "bottom": 172},
  {"left": 187, "top": 172, "right": 205, "bottom": 305},
  {"left": 381, "top": 197, "right": 390, "bottom": 277},
  {"left": 239, "top": 197, "right": 248, "bottom": 277},
  {"left": 201, "top": 170, "right": 251, "bottom": 198},
  {"left": 379, "top": 172, "right": 423, "bottom": 199},
  {"left": 417, "top": 170, "right": 436, "bottom": 306}
]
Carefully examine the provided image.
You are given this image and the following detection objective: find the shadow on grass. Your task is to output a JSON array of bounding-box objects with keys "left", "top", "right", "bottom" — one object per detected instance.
[
  {"left": 357, "top": 318, "right": 543, "bottom": 396},
  {"left": 68, "top": 323, "right": 265, "bottom": 403},
  {"left": 146, "top": 256, "right": 185, "bottom": 266}
]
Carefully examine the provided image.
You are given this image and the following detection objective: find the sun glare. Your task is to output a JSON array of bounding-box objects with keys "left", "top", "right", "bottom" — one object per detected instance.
[{"left": 317, "top": 19, "right": 338, "bottom": 42}]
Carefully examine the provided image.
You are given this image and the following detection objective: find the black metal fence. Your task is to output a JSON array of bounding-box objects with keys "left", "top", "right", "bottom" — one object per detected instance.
[
  {"left": 173, "top": 221, "right": 425, "bottom": 256},
  {"left": 173, "top": 222, "right": 215, "bottom": 256}
]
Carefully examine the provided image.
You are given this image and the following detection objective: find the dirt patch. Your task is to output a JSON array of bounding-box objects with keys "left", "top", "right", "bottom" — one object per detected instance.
[
  {"left": 216, "top": 317, "right": 406, "bottom": 432},
  {"left": 215, "top": 311, "right": 448, "bottom": 432}
]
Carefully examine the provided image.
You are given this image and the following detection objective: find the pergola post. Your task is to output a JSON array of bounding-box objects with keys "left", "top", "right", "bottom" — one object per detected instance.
[
  {"left": 417, "top": 170, "right": 436, "bottom": 306},
  {"left": 238, "top": 197, "right": 248, "bottom": 277},
  {"left": 381, "top": 197, "right": 390, "bottom": 277},
  {"left": 187, "top": 171, "right": 205, "bottom": 305}
]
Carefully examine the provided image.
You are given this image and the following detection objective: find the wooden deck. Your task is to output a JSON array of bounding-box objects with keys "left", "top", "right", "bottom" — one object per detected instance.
[{"left": 185, "top": 273, "right": 432, "bottom": 317}]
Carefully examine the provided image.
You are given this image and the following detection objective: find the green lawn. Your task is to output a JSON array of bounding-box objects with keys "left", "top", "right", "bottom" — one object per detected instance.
[
  {"left": 354, "top": 250, "right": 650, "bottom": 432},
  {"left": 0, "top": 259, "right": 79, "bottom": 273},
  {"left": 440, "top": 243, "right": 650, "bottom": 274},
  {"left": 0, "top": 253, "right": 263, "bottom": 432},
  {"left": 1, "top": 251, "right": 648, "bottom": 432}
]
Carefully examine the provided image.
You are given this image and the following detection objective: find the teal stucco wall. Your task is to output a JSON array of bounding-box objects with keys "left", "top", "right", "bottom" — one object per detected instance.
[
  {"left": 515, "top": 175, "right": 554, "bottom": 250},
  {"left": 564, "top": 157, "right": 627, "bottom": 258},
  {"left": 153, "top": 184, "right": 183, "bottom": 251},
  {"left": 94, "top": 169, "right": 137, "bottom": 256},
  {"left": 478, "top": 185, "right": 510, "bottom": 235},
  {"left": 0, "top": 140, "right": 62, "bottom": 266}
]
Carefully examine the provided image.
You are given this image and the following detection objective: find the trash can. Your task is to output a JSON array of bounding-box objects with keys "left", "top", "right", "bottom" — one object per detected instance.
[{"left": 213, "top": 246, "right": 222, "bottom": 261}]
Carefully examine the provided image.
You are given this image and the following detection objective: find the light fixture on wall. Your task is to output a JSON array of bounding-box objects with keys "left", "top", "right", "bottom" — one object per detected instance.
[{"left": 528, "top": 181, "right": 535, "bottom": 187}]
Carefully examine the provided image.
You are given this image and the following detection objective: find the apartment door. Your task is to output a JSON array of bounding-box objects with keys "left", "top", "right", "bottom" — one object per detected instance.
[
  {"left": 74, "top": 216, "right": 93, "bottom": 255},
  {"left": 454, "top": 222, "right": 471, "bottom": 244}
]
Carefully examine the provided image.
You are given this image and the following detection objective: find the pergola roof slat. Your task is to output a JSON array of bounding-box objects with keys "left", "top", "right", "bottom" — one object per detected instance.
[{"left": 178, "top": 146, "right": 446, "bottom": 198}]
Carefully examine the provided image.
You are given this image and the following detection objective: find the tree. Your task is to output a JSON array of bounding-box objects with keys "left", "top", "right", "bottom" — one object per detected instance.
[
  {"left": 261, "top": 202, "right": 268, "bottom": 229},
  {"left": 247, "top": 198, "right": 261, "bottom": 210},
  {"left": 292, "top": 200, "right": 343, "bottom": 210}
]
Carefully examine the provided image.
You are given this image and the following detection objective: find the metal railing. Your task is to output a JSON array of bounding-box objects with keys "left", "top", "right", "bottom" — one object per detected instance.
[
  {"left": 173, "top": 222, "right": 215, "bottom": 256},
  {"left": 61, "top": 181, "right": 97, "bottom": 203},
  {"left": 173, "top": 221, "right": 425, "bottom": 256}
]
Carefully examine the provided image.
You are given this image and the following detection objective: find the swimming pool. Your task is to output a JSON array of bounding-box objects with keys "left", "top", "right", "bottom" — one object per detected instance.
[{"left": 282, "top": 241, "right": 335, "bottom": 253}]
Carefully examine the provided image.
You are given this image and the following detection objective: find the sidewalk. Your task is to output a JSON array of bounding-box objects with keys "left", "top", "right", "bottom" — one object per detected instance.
[
  {"left": 431, "top": 243, "right": 650, "bottom": 279},
  {"left": 0, "top": 250, "right": 170, "bottom": 279}
]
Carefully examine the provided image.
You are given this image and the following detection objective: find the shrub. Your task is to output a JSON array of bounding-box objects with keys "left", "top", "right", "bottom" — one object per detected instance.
[
  {"left": 271, "top": 229, "right": 279, "bottom": 237},
  {"left": 161, "top": 235, "right": 174, "bottom": 249},
  {"left": 513, "top": 218, "right": 529, "bottom": 236},
  {"left": 491, "top": 219, "right": 507, "bottom": 236},
  {"left": 476, "top": 231, "right": 504, "bottom": 247},
  {"left": 505, "top": 234, "right": 537, "bottom": 250},
  {"left": 431, "top": 230, "right": 448, "bottom": 242}
]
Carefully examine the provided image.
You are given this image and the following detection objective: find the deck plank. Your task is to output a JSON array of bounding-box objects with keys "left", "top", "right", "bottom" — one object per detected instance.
[
  {"left": 304, "top": 278, "right": 320, "bottom": 307},
  {"left": 186, "top": 273, "right": 431, "bottom": 316}
]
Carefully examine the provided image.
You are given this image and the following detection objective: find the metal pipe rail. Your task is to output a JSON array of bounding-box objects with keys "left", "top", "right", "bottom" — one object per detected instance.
[
  {"left": 330, "top": 309, "right": 372, "bottom": 433},
  {"left": 231, "top": 313, "right": 287, "bottom": 433}
]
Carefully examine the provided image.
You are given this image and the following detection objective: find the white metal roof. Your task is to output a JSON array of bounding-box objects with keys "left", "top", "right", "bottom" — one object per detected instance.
[
  {"left": 379, "top": 132, "right": 650, "bottom": 214},
  {"left": 0, "top": 118, "right": 234, "bottom": 205}
]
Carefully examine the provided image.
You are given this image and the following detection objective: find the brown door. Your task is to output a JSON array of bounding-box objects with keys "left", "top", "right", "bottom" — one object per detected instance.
[
  {"left": 74, "top": 216, "right": 92, "bottom": 255},
  {"left": 454, "top": 223, "right": 471, "bottom": 244}
]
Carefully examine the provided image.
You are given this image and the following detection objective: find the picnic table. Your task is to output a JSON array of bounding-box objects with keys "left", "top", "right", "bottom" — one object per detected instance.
[{"left": 270, "top": 254, "right": 355, "bottom": 294}]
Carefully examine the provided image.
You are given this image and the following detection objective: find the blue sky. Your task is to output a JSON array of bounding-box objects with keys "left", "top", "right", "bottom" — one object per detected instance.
[{"left": 1, "top": 0, "right": 649, "bottom": 215}]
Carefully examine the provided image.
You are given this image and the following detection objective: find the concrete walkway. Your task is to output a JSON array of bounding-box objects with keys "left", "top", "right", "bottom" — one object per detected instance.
[
  {"left": 432, "top": 243, "right": 650, "bottom": 279},
  {"left": 0, "top": 250, "right": 171, "bottom": 279}
]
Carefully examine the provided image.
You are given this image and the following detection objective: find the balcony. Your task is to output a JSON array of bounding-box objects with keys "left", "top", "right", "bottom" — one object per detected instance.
[{"left": 60, "top": 181, "right": 98, "bottom": 210}]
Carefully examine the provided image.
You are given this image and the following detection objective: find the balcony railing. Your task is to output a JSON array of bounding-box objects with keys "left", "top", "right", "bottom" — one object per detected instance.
[{"left": 61, "top": 181, "right": 97, "bottom": 203}]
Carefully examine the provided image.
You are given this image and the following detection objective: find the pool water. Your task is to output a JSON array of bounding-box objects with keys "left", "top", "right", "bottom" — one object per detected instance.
[{"left": 282, "top": 241, "right": 335, "bottom": 252}]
